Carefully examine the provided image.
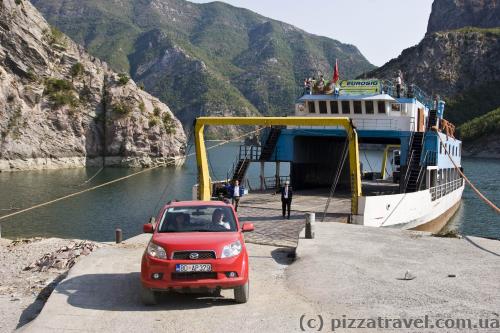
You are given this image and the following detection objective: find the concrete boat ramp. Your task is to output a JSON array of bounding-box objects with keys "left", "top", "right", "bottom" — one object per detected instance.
[{"left": 19, "top": 195, "right": 500, "bottom": 332}]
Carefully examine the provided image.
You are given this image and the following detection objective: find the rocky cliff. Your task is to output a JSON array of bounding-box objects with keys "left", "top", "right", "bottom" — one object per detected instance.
[
  {"left": 31, "top": 0, "right": 375, "bottom": 138},
  {"left": 365, "top": 28, "right": 500, "bottom": 97},
  {"left": 0, "top": 0, "right": 186, "bottom": 171},
  {"left": 427, "top": 0, "right": 500, "bottom": 34},
  {"left": 363, "top": 0, "right": 500, "bottom": 156}
]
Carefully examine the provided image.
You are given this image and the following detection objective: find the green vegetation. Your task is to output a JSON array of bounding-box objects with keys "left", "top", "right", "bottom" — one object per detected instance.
[
  {"left": 26, "top": 69, "right": 38, "bottom": 82},
  {"left": 153, "top": 106, "right": 161, "bottom": 117},
  {"left": 138, "top": 101, "right": 145, "bottom": 113},
  {"left": 118, "top": 73, "right": 130, "bottom": 85},
  {"left": 43, "top": 26, "right": 67, "bottom": 49},
  {"left": 112, "top": 102, "right": 132, "bottom": 116},
  {"left": 450, "top": 26, "right": 500, "bottom": 36},
  {"left": 148, "top": 116, "right": 160, "bottom": 128},
  {"left": 44, "top": 78, "right": 79, "bottom": 109},
  {"left": 458, "top": 108, "right": 500, "bottom": 142},
  {"left": 162, "top": 113, "right": 176, "bottom": 134},
  {"left": 445, "top": 81, "right": 500, "bottom": 126},
  {"left": 70, "top": 62, "right": 84, "bottom": 80}
]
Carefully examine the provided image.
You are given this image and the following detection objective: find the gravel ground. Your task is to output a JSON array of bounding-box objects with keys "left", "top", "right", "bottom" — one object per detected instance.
[{"left": 0, "top": 238, "right": 100, "bottom": 333}]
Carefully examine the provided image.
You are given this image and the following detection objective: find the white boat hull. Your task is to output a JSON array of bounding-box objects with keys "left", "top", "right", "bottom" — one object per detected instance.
[{"left": 353, "top": 182, "right": 464, "bottom": 232}]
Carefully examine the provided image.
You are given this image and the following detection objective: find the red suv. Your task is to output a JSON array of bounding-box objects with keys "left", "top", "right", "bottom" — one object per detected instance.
[{"left": 141, "top": 200, "right": 254, "bottom": 305}]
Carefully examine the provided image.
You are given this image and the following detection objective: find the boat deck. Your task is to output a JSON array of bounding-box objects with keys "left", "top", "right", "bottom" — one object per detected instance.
[{"left": 237, "top": 189, "right": 350, "bottom": 247}]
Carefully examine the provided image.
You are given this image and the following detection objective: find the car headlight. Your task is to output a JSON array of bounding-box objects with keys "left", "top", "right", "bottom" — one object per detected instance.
[
  {"left": 221, "top": 240, "right": 242, "bottom": 258},
  {"left": 147, "top": 241, "right": 167, "bottom": 259}
]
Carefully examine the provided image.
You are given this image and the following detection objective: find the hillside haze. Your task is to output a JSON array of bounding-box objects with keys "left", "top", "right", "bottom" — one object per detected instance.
[{"left": 32, "top": 0, "right": 375, "bottom": 137}]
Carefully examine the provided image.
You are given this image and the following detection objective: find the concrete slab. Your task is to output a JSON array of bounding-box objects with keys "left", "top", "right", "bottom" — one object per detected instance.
[
  {"left": 19, "top": 235, "right": 314, "bottom": 333},
  {"left": 291, "top": 223, "right": 500, "bottom": 331},
  {"left": 20, "top": 223, "right": 500, "bottom": 333}
]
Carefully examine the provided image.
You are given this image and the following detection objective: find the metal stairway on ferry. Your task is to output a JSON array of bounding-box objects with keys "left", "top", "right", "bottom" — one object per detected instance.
[
  {"left": 230, "top": 127, "right": 282, "bottom": 183},
  {"left": 404, "top": 132, "right": 425, "bottom": 193}
]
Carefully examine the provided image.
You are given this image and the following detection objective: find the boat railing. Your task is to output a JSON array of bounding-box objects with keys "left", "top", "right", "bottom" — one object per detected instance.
[
  {"left": 401, "top": 149, "right": 415, "bottom": 193},
  {"left": 238, "top": 144, "right": 261, "bottom": 161},
  {"left": 430, "top": 178, "right": 464, "bottom": 201},
  {"left": 264, "top": 175, "right": 290, "bottom": 190},
  {"left": 380, "top": 80, "right": 433, "bottom": 108}
]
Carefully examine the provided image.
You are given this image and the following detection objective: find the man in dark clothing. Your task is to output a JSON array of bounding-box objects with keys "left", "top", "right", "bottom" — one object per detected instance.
[{"left": 276, "top": 180, "right": 293, "bottom": 219}]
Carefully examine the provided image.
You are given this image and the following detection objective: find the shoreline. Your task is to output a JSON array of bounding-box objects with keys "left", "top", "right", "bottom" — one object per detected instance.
[
  {"left": 0, "top": 155, "right": 186, "bottom": 172},
  {"left": 0, "top": 237, "right": 101, "bottom": 332}
]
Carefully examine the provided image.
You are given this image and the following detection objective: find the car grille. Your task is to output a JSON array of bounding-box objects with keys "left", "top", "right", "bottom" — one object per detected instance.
[
  {"left": 171, "top": 272, "right": 217, "bottom": 280},
  {"left": 172, "top": 251, "right": 216, "bottom": 260}
]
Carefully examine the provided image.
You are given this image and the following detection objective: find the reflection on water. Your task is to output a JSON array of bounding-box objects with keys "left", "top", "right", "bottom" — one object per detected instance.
[{"left": 0, "top": 142, "right": 498, "bottom": 241}]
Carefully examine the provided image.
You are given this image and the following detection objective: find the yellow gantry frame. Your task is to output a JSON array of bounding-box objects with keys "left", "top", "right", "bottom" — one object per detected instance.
[
  {"left": 380, "top": 144, "right": 401, "bottom": 179},
  {"left": 194, "top": 117, "right": 362, "bottom": 215}
]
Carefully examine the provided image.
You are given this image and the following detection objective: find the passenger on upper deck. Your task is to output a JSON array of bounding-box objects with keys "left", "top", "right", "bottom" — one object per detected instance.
[
  {"left": 312, "top": 75, "right": 325, "bottom": 94},
  {"left": 395, "top": 71, "right": 402, "bottom": 98},
  {"left": 304, "top": 78, "right": 312, "bottom": 95}
]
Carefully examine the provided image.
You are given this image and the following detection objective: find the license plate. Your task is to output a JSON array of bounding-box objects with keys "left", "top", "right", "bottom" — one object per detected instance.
[{"left": 175, "top": 264, "right": 212, "bottom": 272}]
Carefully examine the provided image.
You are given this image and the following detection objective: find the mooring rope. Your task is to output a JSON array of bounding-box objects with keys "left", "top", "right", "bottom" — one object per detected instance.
[
  {"left": 0, "top": 127, "right": 266, "bottom": 223},
  {"left": 436, "top": 131, "right": 499, "bottom": 214}
]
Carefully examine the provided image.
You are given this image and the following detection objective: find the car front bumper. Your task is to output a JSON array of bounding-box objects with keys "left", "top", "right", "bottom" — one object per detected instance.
[{"left": 141, "top": 252, "right": 248, "bottom": 290}]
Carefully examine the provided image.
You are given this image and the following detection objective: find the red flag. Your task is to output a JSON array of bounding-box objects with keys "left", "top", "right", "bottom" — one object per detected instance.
[{"left": 332, "top": 59, "right": 339, "bottom": 84}]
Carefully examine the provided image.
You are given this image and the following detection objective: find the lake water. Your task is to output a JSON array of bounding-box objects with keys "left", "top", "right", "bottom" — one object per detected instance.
[{"left": 0, "top": 142, "right": 498, "bottom": 241}]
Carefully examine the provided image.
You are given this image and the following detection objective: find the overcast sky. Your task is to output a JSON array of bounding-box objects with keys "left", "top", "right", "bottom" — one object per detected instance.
[{"left": 189, "top": 0, "right": 434, "bottom": 66}]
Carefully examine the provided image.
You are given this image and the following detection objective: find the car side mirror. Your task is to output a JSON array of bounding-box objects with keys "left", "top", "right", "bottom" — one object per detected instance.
[
  {"left": 143, "top": 223, "right": 154, "bottom": 234},
  {"left": 242, "top": 223, "right": 254, "bottom": 232}
]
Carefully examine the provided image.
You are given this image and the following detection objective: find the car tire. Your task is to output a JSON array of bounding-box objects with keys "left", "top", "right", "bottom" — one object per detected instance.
[
  {"left": 141, "top": 285, "right": 158, "bottom": 305},
  {"left": 234, "top": 280, "right": 249, "bottom": 303}
]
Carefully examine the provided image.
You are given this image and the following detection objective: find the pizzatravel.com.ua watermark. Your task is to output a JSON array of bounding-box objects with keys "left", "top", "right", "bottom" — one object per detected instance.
[{"left": 299, "top": 314, "right": 500, "bottom": 331}]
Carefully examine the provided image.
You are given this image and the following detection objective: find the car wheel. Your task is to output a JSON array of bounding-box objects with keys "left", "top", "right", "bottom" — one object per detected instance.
[
  {"left": 141, "top": 285, "right": 157, "bottom": 305},
  {"left": 234, "top": 280, "right": 249, "bottom": 303}
]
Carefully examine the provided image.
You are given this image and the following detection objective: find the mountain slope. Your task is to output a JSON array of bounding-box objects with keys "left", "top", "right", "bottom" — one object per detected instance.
[
  {"left": 0, "top": 0, "right": 186, "bottom": 171},
  {"left": 458, "top": 108, "right": 500, "bottom": 158},
  {"left": 364, "top": 27, "right": 500, "bottom": 126},
  {"left": 427, "top": 0, "right": 500, "bottom": 34},
  {"left": 32, "top": 0, "right": 375, "bottom": 137}
]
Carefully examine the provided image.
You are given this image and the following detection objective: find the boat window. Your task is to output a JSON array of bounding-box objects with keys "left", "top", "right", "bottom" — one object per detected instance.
[
  {"left": 353, "top": 101, "right": 362, "bottom": 114},
  {"left": 365, "top": 101, "right": 374, "bottom": 114},
  {"left": 391, "top": 103, "right": 401, "bottom": 112},
  {"left": 377, "top": 101, "right": 386, "bottom": 114},
  {"left": 439, "top": 143, "right": 442, "bottom": 154},
  {"left": 341, "top": 101, "right": 350, "bottom": 114},
  {"left": 308, "top": 101, "right": 316, "bottom": 113},
  {"left": 319, "top": 101, "right": 327, "bottom": 114},
  {"left": 330, "top": 101, "right": 339, "bottom": 114}
]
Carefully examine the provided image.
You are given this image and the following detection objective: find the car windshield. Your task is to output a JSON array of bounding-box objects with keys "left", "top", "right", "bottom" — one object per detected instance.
[{"left": 157, "top": 205, "right": 237, "bottom": 233}]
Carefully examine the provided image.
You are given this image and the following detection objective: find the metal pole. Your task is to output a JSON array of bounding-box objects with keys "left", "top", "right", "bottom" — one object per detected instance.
[
  {"left": 260, "top": 162, "right": 265, "bottom": 191},
  {"left": 115, "top": 228, "right": 122, "bottom": 244},
  {"left": 276, "top": 161, "right": 280, "bottom": 188},
  {"left": 305, "top": 213, "right": 315, "bottom": 239}
]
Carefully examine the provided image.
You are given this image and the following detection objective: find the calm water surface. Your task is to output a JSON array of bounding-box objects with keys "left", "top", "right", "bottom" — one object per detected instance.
[{"left": 0, "top": 143, "right": 498, "bottom": 241}]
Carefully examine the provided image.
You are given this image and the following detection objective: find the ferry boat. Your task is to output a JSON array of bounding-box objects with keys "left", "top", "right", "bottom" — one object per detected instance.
[
  {"left": 286, "top": 79, "right": 464, "bottom": 230},
  {"left": 225, "top": 79, "right": 464, "bottom": 232},
  {"left": 192, "top": 77, "right": 464, "bottom": 232}
]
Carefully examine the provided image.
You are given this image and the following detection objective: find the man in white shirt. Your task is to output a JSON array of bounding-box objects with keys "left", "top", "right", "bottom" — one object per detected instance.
[
  {"left": 232, "top": 180, "right": 241, "bottom": 212},
  {"left": 277, "top": 180, "right": 293, "bottom": 219},
  {"left": 395, "top": 72, "right": 402, "bottom": 98}
]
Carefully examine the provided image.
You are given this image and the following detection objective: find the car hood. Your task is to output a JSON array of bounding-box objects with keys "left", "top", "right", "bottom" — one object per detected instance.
[{"left": 152, "top": 232, "right": 241, "bottom": 253}]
